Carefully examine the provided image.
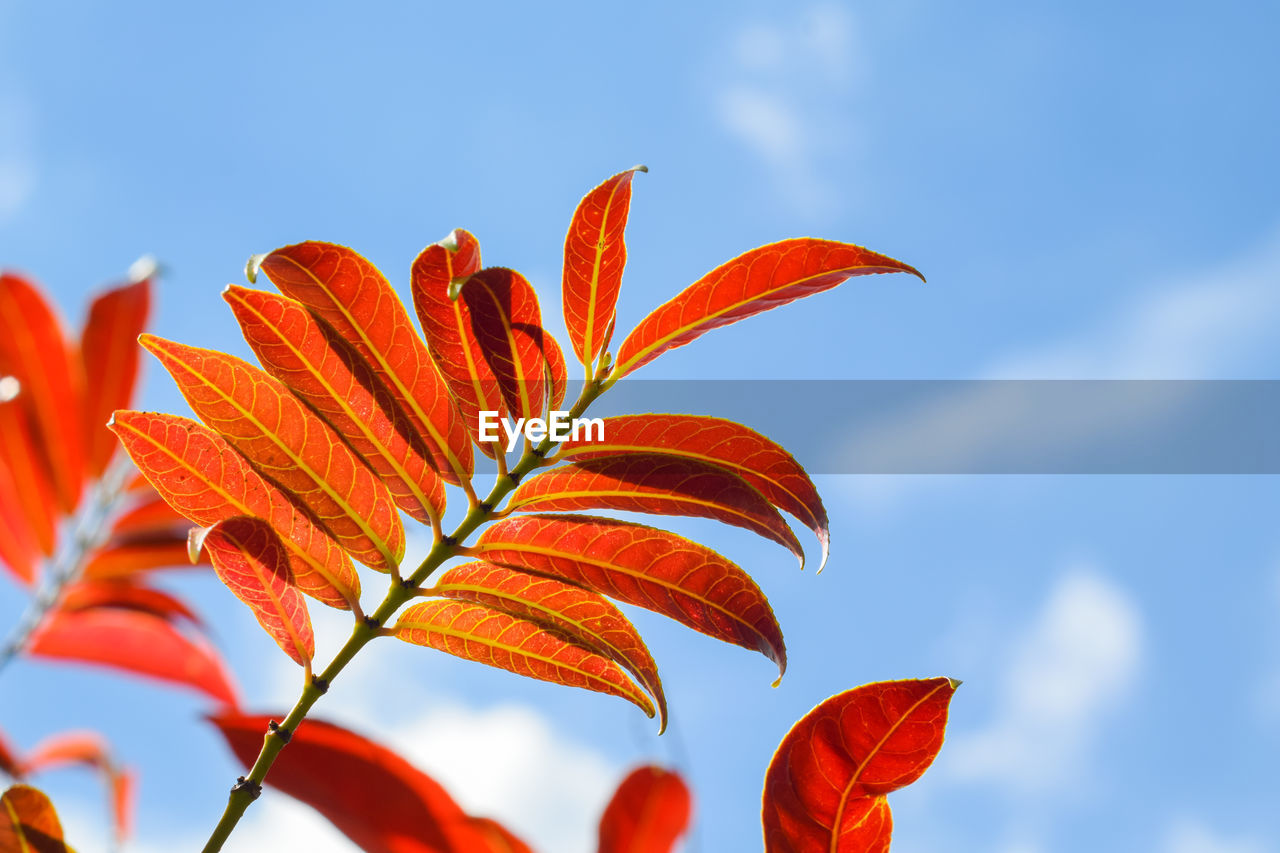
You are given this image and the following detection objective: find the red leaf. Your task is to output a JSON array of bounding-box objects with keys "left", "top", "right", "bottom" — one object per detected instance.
[
  {"left": 109, "top": 492, "right": 194, "bottom": 539},
  {"left": 0, "top": 424, "right": 40, "bottom": 584},
  {"left": 460, "top": 267, "right": 551, "bottom": 423},
  {"left": 141, "top": 335, "right": 404, "bottom": 572},
  {"left": 58, "top": 580, "right": 202, "bottom": 626},
  {"left": 109, "top": 411, "right": 359, "bottom": 608},
  {"left": 544, "top": 332, "right": 568, "bottom": 412},
  {"left": 256, "top": 242, "right": 473, "bottom": 485},
  {"left": 761, "top": 678, "right": 957, "bottom": 853},
  {"left": 598, "top": 765, "right": 692, "bottom": 853},
  {"left": 224, "top": 285, "right": 446, "bottom": 524},
  {"left": 562, "top": 167, "right": 645, "bottom": 368},
  {"left": 80, "top": 536, "right": 209, "bottom": 581},
  {"left": 209, "top": 712, "right": 486, "bottom": 853},
  {"left": 0, "top": 784, "right": 69, "bottom": 853},
  {"left": 559, "top": 414, "right": 829, "bottom": 569},
  {"left": 80, "top": 275, "right": 150, "bottom": 477},
  {"left": 474, "top": 514, "right": 786, "bottom": 678},
  {"left": 27, "top": 607, "right": 239, "bottom": 706},
  {"left": 411, "top": 230, "right": 507, "bottom": 457},
  {"left": 0, "top": 273, "right": 86, "bottom": 512},
  {"left": 111, "top": 768, "right": 135, "bottom": 840},
  {"left": 21, "top": 732, "right": 109, "bottom": 775},
  {"left": 429, "top": 561, "right": 668, "bottom": 731},
  {"left": 465, "top": 817, "right": 535, "bottom": 853},
  {"left": 196, "top": 516, "right": 315, "bottom": 669},
  {"left": 0, "top": 378, "right": 58, "bottom": 556},
  {"left": 508, "top": 454, "right": 804, "bottom": 566},
  {"left": 393, "top": 600, "right": 655, "bottom": 720},
  {"left": 0, "top": 729, "right": 20, "bottom": 778},
  {"left": 613, "top": 239, "right": 923, "bottom": 378}
]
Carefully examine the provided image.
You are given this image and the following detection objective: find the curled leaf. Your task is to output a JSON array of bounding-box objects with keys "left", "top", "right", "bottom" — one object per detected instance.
[
  {"left": 613, "top": 239, "right": 923, "bottom": 378},
  {"left": 507, "top": 454, "right": 805, "bottom": 566},
  {"left": 474, "top": 514, "right": 786, "bottom": 678},
  {"left": 459, "top": 268, "right": 550, "bottom": 423},
  {"left": 197, "top": 516, "right": 315, "bottom": 669},
  {"left": 393, "top": 599, "right": 655, "bottom": 720},
  {"left": 141, "top": 335, "right": 404, "bottom": 572},
  {"left": 559, "top": 414, "right": 829, "bottom": 569}
]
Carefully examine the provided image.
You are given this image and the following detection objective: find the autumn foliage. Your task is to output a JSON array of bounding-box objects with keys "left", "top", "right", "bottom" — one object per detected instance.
[{"left": 0, "top": 169, "right": 955, "bottom": 851}]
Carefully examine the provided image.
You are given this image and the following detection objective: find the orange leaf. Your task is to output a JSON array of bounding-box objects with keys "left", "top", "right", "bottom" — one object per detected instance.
[
  {"left": 544, "top": 331, "right": 568, "bottom": 412},
  {"left": 195, "top": 516, "right": 315, "bottom": 668},
  {"left": 507, "top": 454, "right": 804, "bottom": 565},
  {"left": 111, "top": 769, "right": 135, "bottom": 840},
  {"left": 465, "top": 817, "right": 534, "bottom": 853},
  {"left": 108, "top": 492, "right": 193, "bottom": 539},
  {"left": 27, "top": 607, "right": 239, "bottom": 706},
  {"left": 411, "top": 230, "right": 506, "bottom": 457},
  {"left": 429, "top": 561, "right": 668, "bottom": 732},
  {"left": 562, "top": 167, "right": 645, "bottom": 368},
  {"left": 393, "top": 599, "right": 655, "bottom": 720},
  {"left": 0, "top": 784, "right": 69, "bottom": 853},
  {"left": 224, "top": 284, "right": 446, "bottom": 523},
  {"left": 0, "top": 380, "right": 58, "bottom": 556},
  {"left": 140, "top": 335, "right": 404, "bottom": 572},
  {"left": 80, "top": 275, "right": 150, "bottom": 477},
  {"left": 80, "top": 535, "right": 209, "bottom": 581},
  {"left": 0, "top": 431, "right": 40, "bottom": 584},
  {"left": 0, "top": 273, "right": 85, "bottom": 512},
  {"left": 109, "top": 411, "right": 358, "bottom": 608},
  {"left": 613, "top": 239, "right": 923, "bottom": 378},
  {"left": 473, "top": 514, "right": 786, "bottom": 678},
  {"left": 559, "top": 414, "right": 829, "bottom": 569},
  {"left": 598, "top": 765, "right": 692, "bottom": 853},
  {"left": 459, "top": 267, "right": 551, "bottom": 423},
  {"left": 256, "top": 242, "right": 473, "bottom": 485},
  {"left": 59, "top": 580, "right": 201, "bottom": 626},
  {"left": 762, "top": 678, "right": 957, "bottom": 853},
  {"left": 0, "top": 729, "right": 21, "bottom": 778},
  {"left": 21, "top": 732, "right": 109, "bottom": 775},
  {"left": 209, "top": 712, "right": 487, "bottom": 853}
]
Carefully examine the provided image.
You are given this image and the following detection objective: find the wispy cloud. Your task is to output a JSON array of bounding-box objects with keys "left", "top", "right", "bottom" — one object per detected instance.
[
  {"left": 945, "top": 570, "right": 1142, "bottom": 793},
  {"left": 715, "top": 4, "right": 862, "bottom": 214},
  {"left": 1163, "top": 818, "right": 1269, "bottom": 853}
]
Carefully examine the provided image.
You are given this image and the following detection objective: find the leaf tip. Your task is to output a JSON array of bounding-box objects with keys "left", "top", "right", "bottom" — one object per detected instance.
[
  {"left": 245, "top": 253, "right": 267, "bottom": 284},
  {"left": 127, "top": 254, "right": 159, "bottom": 284},
  {"left": 0, "top": 375, "right": 18, "bottom": 403},
  {"left": 438, "top": 230, "right": 460, "bottom": 252},
  {"left": 186, "top": 525, "right": 212, "bottom": 564},
  {"left": 630, "top": 164, "right": 649, "bottom": 174},
  {"left": 947, "top": 677, "right": 963, "bottom": 690}
]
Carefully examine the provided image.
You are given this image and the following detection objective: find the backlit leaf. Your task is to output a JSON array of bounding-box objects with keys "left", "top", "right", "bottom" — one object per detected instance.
[
  {"left": 598, "top": 765, "right": 692, "bottom": 853},
  {"left": 224, "top": 284, "right": 446, "bottom": 523},
  {"left": 0, "top": 432, "right": 40, "bottom": 584},
  {"left": 460, "top": 267, "right": 550, "bottom": 423},
  {"left": 108, "top": 492, "right": 193, "bottom": 539},
  {"left": 507, "top": 454, "right": 804, "bottom": 565},
  {"left": 108, "top": 410, "right": 359, "bottom": 608},
  {"left": 559, "top": 414, "right": 829, "bottom": 569},
  {"left": 411, "top": 230, "right": 506, "bottom": 457},
  {"left": 15, "top": 732, "right": 133, "bottom": 841},
  {"left": 761, "top": 678, "right": 957, "bottom": 853},
  {"left": 613, "top": 239, "right": 923, "bottom": 378},
  {"left": 195, "top": 516, "right": 314, "bottom": 668},
  {"left": 140, "top": 335, "right": 404, "bottom": 572},
  {"left": 465, "top": 818, "right": 534, "bottom": 853},
  {"left": 0, "top": 729, "right": 21, "bottom": 778},
  {"left": 257, "top": 242, "right": 473, "bottom": 485},
  {"left": 473, "top": 514, "right": 786, "bottom": 677},
  {"left": 393, "top": 600, "right": 655, "bottom": 720},
  {"left": 0, "top": 784, "right": 68, "bottom": 853},
  {"left": 80, "top": 276, "right": 150, "bottom": 477},
  {"left": 209, "top": 712, "right": 487, "bottom": 853},
  {"left": 27, "top": 607, "right": 239, "bottom": 706},
  {"left": 0, "top": 381, "right": 58, "bottom": 556},
  {"left": 429, "top": 561, "right": 668, "bottom": 731},
  {"left": 544, "top": 331, "right": 568, "bottom": 411},
  {"left": 562, "top": 167, "right": 645, "bottom": 368},
  {"left": 0, "top": 273, "right": 85, "bottom": 512}
]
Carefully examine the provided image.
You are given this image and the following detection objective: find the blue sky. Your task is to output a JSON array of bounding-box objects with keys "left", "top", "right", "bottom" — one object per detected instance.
[{"left": 2, "top": 1, "right": 1279, "bottom": 851}]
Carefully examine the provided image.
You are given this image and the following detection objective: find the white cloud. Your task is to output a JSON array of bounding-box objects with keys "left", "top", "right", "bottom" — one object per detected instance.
[
  {"left": 715, "top": 4, "right": 862, "bottom": 214},
  {"left": 0, "top": 91, "right": 36, "bottom": 225},
  {"left": 1164, "top": 818, "right": 1269, "bottom": 853},
  {"left": 946, "top": 570, "right": 1142, "bottom": 793}
]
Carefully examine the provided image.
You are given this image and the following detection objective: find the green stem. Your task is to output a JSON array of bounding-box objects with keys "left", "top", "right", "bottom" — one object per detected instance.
[{"left": 200, "top": 382, "right": 604, "bottom": 852}]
